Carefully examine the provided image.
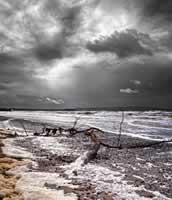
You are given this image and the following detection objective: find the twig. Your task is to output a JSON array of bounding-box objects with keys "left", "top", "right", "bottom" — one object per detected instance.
[
  {"left": 20, "top": 121, "right": 28, "bottom": 136},
  {"left": 72, "top": 117, "right": 80, "bottom": 129},
  {"left": 117, "top": 112, "right": 124, "bottom": 148},
  {"left": 101, "top": 138, "right": 172, "bottom": 149}
]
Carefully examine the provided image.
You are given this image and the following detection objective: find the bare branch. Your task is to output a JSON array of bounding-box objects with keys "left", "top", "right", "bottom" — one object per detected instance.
[
  {"left": 117, "top": 111, "right": 124, "bottom": 148},
  {"left": 72, "top": 117, "right": 80, "bottom": 129},
  {"left": 19, "top": 121, "right": 28, "bottom": 136}
]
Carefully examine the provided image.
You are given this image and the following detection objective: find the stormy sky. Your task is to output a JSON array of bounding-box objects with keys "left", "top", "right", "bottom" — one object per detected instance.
[{"left": 0, "top": 0, "right": 172, "bottom": 109}]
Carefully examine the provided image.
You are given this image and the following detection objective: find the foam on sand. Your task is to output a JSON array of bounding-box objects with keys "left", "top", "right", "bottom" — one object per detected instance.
[
  {"left": 1, "top": 136, "right": 78, "bottom": 200},
  {"left": 15, "top": 172, "right": 78, "bottom": 200}
]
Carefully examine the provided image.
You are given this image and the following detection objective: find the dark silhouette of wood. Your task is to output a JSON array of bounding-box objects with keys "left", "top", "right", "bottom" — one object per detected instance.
[
  {"left": 12, "top": 115, "right": 172, "bottom": 164},
  {"left": 52, "top": 128, "right": 57, "bottom": 135},
  {"left": 19, "top": 121, "right": 28, "bottom": 136},
  {"left": 117, "top": 112, "right": 124, "bottom": 148}
]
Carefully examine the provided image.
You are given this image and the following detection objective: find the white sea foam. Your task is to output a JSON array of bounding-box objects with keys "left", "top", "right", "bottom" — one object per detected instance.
[
  {"left": 3, "top": 136, "right": 78, "bottom": 200},
  {"left": 0, "top": 110, "right": 172, "bottom": 140},
  {"left": 63, "top": 159, "right": 170, "bottom": 200}
]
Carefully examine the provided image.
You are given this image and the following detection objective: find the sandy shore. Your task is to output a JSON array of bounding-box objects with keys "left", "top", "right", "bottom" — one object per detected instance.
[
  {"left": 0, "top": 129, "right": 80, "bottom": 200},
  {"left": 14, "top": 133, "right": 172, "bottom": 199},
  {"left": 0, "top": 130, "right": 24, "bottom": 200},
  {"left": 0, "top": 126, "right": 172, "bottom": 200}
]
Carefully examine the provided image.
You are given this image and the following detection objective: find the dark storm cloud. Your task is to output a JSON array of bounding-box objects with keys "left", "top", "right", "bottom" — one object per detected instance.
[
  {"left": 0, "top": 50, "right": 59, "bottom": 108},
  {"left": 141, "top": 0, "right": 172, "bottom": 21},
  {"left": 62, "top": 57, "right": 172, "bottom": 108},
  {"left": 0, "top": 0, "right": 84, "bottom": 62},
  {"left": 0, "top": 52, "right": 29, "bottom": 78},
  {"left": 0, "top": 0, "right": 172, "bottom": 109},
  {"left": 0, "top": 52, "right": 22, "bottom": 65},
  {"left": 30, "top": 29, "right": 66, "bottom": 61},
  {"left": 61, "top": 5, "right": 81, "bottom": 36},
  {"left": 31, "top": 2, "right": 82, "bottom": 61},
  {"left": 134, "top": 0, "right": 172, "bottom": 54},
  {"left": 112, "top": 60, "right": 172, "bottom": 96},
  {"left": 32, "top": 0, "right": 101, "bottom": 62},
  {"left": 132, "top": 0, "right": 172, "bottom": 32},
  {"left": 158, "top": 32, "right": 172, "bottom": 51},
  {"left": 33, "top": 42, "right": 63, "bottom": 61},
  {"left": 0, "top": 52, "right": 44, "bottom": 95},
  {"left": 0, "top": 86, "right": 6, "bottom": 90},
  {"left": 0, "top": 0, "right": 86, "bottom": 108},
  {"left": 86, "top": 30, "right": 153, "bottom": 58},
  {"left": 0, "top": 53, "right": 32, "bottom": 90}
]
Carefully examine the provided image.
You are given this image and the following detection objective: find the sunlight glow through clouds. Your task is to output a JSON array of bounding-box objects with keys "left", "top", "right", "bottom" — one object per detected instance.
[
  {"left": 96, "top": 12, "right": 129, "bottom": 35},
  {"left": 36, "top": 53, "right": 101, "bottom": 88},
  {"left": 81, "top": 7, "right": 132, "bottom": 41}
]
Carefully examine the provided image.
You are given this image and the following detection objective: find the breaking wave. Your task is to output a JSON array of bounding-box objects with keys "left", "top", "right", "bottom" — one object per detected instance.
[{"left": 0, "top": 110, "right": 172, "bottom": 140}]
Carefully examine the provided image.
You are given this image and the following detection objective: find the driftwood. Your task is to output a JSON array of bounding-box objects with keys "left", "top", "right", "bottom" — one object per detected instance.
[
  {"left": 32, "top": 118, "right": 172, "bottom": 164},
  {"left": 0, "top": 129, "right": 19, "bottom": 139},
  {"left": 19, "top": 121, "right": 28, "bottom": 136},
  {"left": 83, "top": 143, "right": 101, "bottom": 164},
  {"left": 7, "top": 115, "right": 172, "bottom": 165}
]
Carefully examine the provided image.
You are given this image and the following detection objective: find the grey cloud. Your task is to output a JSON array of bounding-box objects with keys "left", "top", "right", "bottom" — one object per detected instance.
[
  {"left": 114, "top": 60, "right": 172, "bottom": 96},
  {"left": 0, "top": 52, "right": 29, "bottom": 79},
  {"left": 0, "top": 95, "right": 64, "bottom": 109},
  {"left": 31, "top": 1, "right": 83, "bottom": 61},
  {"left": 141, "top": 0, "right": 172, "bottom": 21},
  {"left": 61, "top": 58, "right": 172, "bottom": 108},
  {"left": 61, "top": 5, "right": 81, "bottom": 36},
  {"left": 33, "top": 42, "right": 63, "bottom": 61},
  {"left": 31, "top": 0, "right": 102, "bottom": 62},
  {"left": 0, "top": 0, "right": 172, "bottom": 109},
  {"left": 0, "top": 52, "right": 22, "bottom": 65},
  {"left": 45, "top": 97, "right": 64, "bottom": 105},
  {"left": 1, "top": 52, "right": 172, "bottom": 108},
  {"left": 0, "top": 0, "right": 84, "bottom": 62},
  {"left": 130, "top": 80, "right": 141, "bottom": 85},
  {"left": 120, "top": 88, "right": 139, "bottom": 94},
  {"left": 159, "top": 32, "right": 172, "bottom": 51},
  {"left": 131, "top": 0, "right": 172, "bottom": 32},
  {"left": 86, "top": 30, "right": 153, "bottom": 58},
  {"left": 0, "top": 52, "right": 49, "bottom": 99},
  {"left": 0, "top": 85, "right": 7, "bottom": 90}
]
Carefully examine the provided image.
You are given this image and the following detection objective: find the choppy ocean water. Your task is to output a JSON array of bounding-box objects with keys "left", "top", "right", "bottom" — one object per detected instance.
[{"left": 0, "top": 110, "right": 172, "bottom": 140}]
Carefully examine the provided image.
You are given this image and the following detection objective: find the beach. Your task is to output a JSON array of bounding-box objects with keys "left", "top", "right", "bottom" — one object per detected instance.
[{"left": 0, "top": 111, "right": 172, "bottom": 200}]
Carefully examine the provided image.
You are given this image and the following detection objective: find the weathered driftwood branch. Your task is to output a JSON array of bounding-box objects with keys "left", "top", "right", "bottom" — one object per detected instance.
[
  {"left": 83, "top": 143, "right": 101, "bottom": 164},
  {"left": 34, "top": 123, "right": 172, "bottom": 150},
  {"left": 14, "top": 116, "right": 172, "bottom": 164},
  {"left": 77, "top": 128, "right": 102, "bottom": 164},
  {"left": 80, "top": 128, "right": 172, "bottom": 149},
  {"left": 71, "top": 127, "right": 172, "bottom": 164},
  {"left": 126, "top": 139, "right": 172, "bottom": 149},
  {"left": 0, "top": 129, "right": 19, "bottom": 138}
]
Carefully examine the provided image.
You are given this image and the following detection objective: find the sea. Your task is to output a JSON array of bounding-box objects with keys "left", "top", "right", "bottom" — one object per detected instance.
[{"left": 0, "top": 110, "right": 172, "bottom": 140}]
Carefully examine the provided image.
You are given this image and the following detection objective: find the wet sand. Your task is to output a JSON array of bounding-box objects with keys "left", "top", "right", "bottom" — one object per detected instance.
[{"left": 0, "top": 130, "right": 24, "bottom": 200}]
